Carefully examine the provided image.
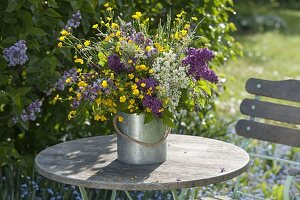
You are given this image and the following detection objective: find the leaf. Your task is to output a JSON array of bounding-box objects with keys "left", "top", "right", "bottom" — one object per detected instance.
[
  {"left": 0, "top": 75, "right": 10, "bottom": 85},
  {"left": 162, "top": 109, "right": 175, "bottom": 128},
  {"left": 82, "top": 0, "right": 96, "bottom": 14},
  {"left": 71, "top": 0, "right": 83, "bottom": 10},
  {"left": 197, "top": 80, "right": 212, "bottom": 96},
  {"left": 0, "top": 91, "right": 9, "bottom": 104},
  {"left": 162, "top": 114, "right": 175, "bottom": 128},
  {"left": 45, "top": 8, "right": 62, "bottom": 18},
  {"left": 28, "top": 27, "right": 47, "bottom": 36},
  {"left": 144, "top": 112, "right": 154, "bottom": 124},
  {"left": 98, "top": 52, "right": 107, "bottom": 66},
  {"left": 5, "top": 0, "right": 18, "bottom": 12}
]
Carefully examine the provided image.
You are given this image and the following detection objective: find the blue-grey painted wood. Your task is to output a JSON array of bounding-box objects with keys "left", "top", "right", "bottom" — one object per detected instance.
[
  {"left": 236, "top": 120, "right": 300, "bottom": 147},
  {"left": 246, "top": 78, "right": 300, "bottom": 102},
  {"left": 240, "top": 98, "right": 300, "bottom": 124}
]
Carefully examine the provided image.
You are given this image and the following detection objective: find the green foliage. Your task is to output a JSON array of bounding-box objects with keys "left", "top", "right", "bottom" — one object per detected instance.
[{"left": 0, "top": 0, "right": 240, "bottom": 170}]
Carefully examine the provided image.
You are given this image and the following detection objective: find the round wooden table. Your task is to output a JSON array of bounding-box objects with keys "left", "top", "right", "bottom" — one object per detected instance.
[{"left": 35, "top": 134, "right": 249, "bottom": 200}]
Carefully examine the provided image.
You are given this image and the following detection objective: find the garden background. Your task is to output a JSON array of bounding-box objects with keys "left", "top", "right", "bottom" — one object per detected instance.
[{"left": 0, "top": 0, "right": 300, "bottom": 199}]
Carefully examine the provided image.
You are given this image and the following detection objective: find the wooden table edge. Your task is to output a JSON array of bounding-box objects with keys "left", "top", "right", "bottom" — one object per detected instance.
[{"left": 35, "top": 152, "right": 250, "bottom": 191}]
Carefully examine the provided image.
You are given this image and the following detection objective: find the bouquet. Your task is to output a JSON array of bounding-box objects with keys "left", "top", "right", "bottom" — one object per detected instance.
[{"left": 54, "top": 5, "right": 218, "bottom": 128}]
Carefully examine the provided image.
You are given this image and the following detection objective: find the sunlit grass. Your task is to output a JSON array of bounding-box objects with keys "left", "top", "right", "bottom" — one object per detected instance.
[{"left": 217, "top": 6, "right": 300, "bottom": 119}]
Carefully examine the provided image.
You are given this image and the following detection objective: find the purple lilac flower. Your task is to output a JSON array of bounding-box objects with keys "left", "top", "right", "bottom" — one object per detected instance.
[
  {"left": 64, "top": 10, "right": 81, "bottom": 30},
  {"left": 55, "top": 68, "right": 78, "bottom": 91},
  {"left": 133, "top": 32, "right": 145, "bottom": 44},
  {"left": 3, "top": 40, "right": 29, "bottom": 67},
  {"left": 19, "top": 100, "right": 43, "bottom": 122},
  {"left": 137, "top": 77, "right": 159, "bottom": 91},
  {"left": 142, "top": 95, "right": 163, "bottom": 117},
  {"left": 120, "top": 22, "right": 135, "bottom": 36},
  {"left": 182, "top": 47, "right": 218, "bottom": 83},
  {"left": 108, "top": 53, "right": 125, "bottom": 73}
]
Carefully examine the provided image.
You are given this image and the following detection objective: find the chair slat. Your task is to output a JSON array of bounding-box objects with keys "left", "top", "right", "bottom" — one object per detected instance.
[
  {"left": 240, "top": 98, "right": 300, "bottom": 125},
  {"left": 246, "top": 78, "right": 300, "bottom": 102},
  {"left": 235, "top": 119, "right": 300, "bottom": 147}
]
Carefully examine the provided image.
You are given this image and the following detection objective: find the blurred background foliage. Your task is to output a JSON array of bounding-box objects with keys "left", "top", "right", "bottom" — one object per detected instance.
[{"left": 0, "top": 0, "right": 240, "bottom": 171}]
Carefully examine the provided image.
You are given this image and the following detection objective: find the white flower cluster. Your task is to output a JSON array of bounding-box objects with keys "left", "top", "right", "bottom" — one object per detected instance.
[{"left": 153, "top": 50, "right": 190, "bottom": 112}]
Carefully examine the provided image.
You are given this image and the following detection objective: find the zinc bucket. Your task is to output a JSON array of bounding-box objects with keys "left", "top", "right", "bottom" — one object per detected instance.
[{"left": 113, "top": 112, "right": 169, "bottom": 165}]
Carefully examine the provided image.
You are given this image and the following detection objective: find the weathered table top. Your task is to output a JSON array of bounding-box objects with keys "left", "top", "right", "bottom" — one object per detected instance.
[{"left": 35, "top": 134, "right": 249, "bottom": 191}]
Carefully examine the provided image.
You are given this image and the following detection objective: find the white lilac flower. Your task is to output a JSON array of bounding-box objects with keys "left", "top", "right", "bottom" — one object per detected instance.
[{"left": 152, "top": 50, "right": 189, "bottom": 112}]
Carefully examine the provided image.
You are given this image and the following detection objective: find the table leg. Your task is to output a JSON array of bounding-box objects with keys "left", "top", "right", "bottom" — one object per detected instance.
[
  {"left": 111, "top": 190, "right": 117, "bottom": 200},
  {"left": 124, "top": 190, "right": 134, "bottom": 200},
  {"left": 172, "top": 190, "right": 179, "bottom": 200},
  {"left": 190, "top": 188, "right": 196, "bottom": 200},
  {"left": 79, "top": 186, "right": 88, "bottom": 200}
]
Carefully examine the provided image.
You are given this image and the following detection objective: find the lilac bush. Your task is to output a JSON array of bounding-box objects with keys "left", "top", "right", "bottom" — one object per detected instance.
[{"left": 3, "top": 40, "right": 29, "bottom": 67}]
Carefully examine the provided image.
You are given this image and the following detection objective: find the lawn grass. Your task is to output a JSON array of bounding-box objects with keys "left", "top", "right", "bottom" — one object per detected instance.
[{"left": 217, "top": 4, "right": 300, "bottom": 119}]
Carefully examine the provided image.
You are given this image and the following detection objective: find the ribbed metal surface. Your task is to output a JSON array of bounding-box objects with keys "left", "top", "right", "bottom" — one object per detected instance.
[{"left": 117, "top": 112, "right": 167, "bottom": 165}]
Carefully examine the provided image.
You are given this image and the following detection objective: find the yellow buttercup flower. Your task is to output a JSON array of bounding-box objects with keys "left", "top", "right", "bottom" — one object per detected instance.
[
  {"left": 107, "top": 17, "right": 112, "bottom": 21},
  {"left": 149, "top": 69, "right": 154, "bottom": 74},
  {"left": 104, "top": 3, "right": 109, "bottom": 7},
  {"left": 60, "top": 29, "right": 69, "bottom": 36},
  {"left": 94, "top": 114, "right": 107, "bottom": 121},
  {"left": 132, "top": 12, "right": 142, "bottom": 19},
  {"left": 111, "top": 23, "right": 119, "bottom": 29},
  {"left": 141, "top": 83, "right": 146, "bottom": 87},
  {"left": 128, "top": 73, "right": 134, "bottom": 79},
  {"left": 65, "top": 77, "right": 72, "bottom": 83},
  {"left": 120, "top": 96, "right": 126, "bottom": 102},
  {"left": 191, "top": 16, "right": 198, "bottom": 21},
  {"left": 84, "top": 40, "right": 91, "bottom": 46},
  {"left": 146, "top": 107, "right": 151, "bottom": 112},
  {"left": 184, "top": 24, "right": 190, "bottom": 29},
  {"left": 76, "top": 93, "right": 82, "bottom": 99},
  {"left": 57, "top": 42, "right": 63, "bottom": 48},
  {"left": 145, "top": 46, "right": 151, "bottom": 52},
  {"left": 68, "top": 96, "right": 73, "bottom": 100},
  {"left": 76, "top": 44, "right": 83, "bottom": 49},
  {"left": 75, "top": 58, "right": 84, "bottom": 64},
  {"left": 140, "top": 64, "right": 147, "bottom": 70},
  {"left": 128, "top": 59, "right": 133, "bottom": 64},
  {"left": 106, "top": 7, "right": 113, "bottom": 11},
  {"left": 92, "top": 24, "right": 99, "bottom": 29},
  {"left": 131, "top": 84, "right": 138, "bottom": 90},
  {"left": 77, "top": 68, "right": 82, "bottom": 73},
  {"left": 132, "top": 89, "right": 139, "bottom": 95},
  {"left": 68, "top": 111, "right": 76, "bottom": 120},
  {"left": 102, "top": 80, "right": 108, "bottom": 88},
  {"left": 95, "top": 98, "right": 101, "bottom": 105},
  {"left": 181, "top": 29, "right": 188, "bottom": 36},
  {"left": 69, "top": 87, "right": 74, "bottom": 92},
  {"left": 53, "top": 94, "right": 61, "bottom": 102},
  {"left": 117, "top": 116, "right": 124, "bottom": 122},
  {"left": 129, "top": 99, "right": 135, "bottom": 104},
  {"left": 59, "top": 36, "right": 65, "bottom": 41},
  {"left": 78, "top": 81, "right": 87, "bottom": 87}
]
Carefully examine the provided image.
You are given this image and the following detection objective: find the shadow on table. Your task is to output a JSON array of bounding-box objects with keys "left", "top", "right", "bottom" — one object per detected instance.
[{"left": 86, "top": 160, "right": 162, "bottom": 183}]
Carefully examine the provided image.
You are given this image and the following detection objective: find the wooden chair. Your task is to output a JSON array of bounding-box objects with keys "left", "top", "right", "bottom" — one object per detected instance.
[{"left": 233, "top": 78, "right": 300, "bottom": 199}]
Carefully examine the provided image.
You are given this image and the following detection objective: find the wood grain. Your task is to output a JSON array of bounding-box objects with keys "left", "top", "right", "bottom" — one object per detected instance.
[
  {"left": 246, "top": 78, "right": 300, "bottom": 102},
  {"left": 236, "top": 120, "right": 300, "bottom": 147},
  {"left": 35, "top": 134, "right": 249, "bottom": 191},
  {"left": 240, "top": 98, "right": 300, "bottom": 124}
]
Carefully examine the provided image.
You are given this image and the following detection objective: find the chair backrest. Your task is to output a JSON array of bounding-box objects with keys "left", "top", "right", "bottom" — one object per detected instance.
[{"left": 235, "top": 78, "right": 300, "bottom": 148}]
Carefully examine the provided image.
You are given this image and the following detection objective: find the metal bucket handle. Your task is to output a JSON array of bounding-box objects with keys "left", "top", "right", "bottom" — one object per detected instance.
[{"left": 113, "top": 115, "right": 171, "bottom": 147}]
